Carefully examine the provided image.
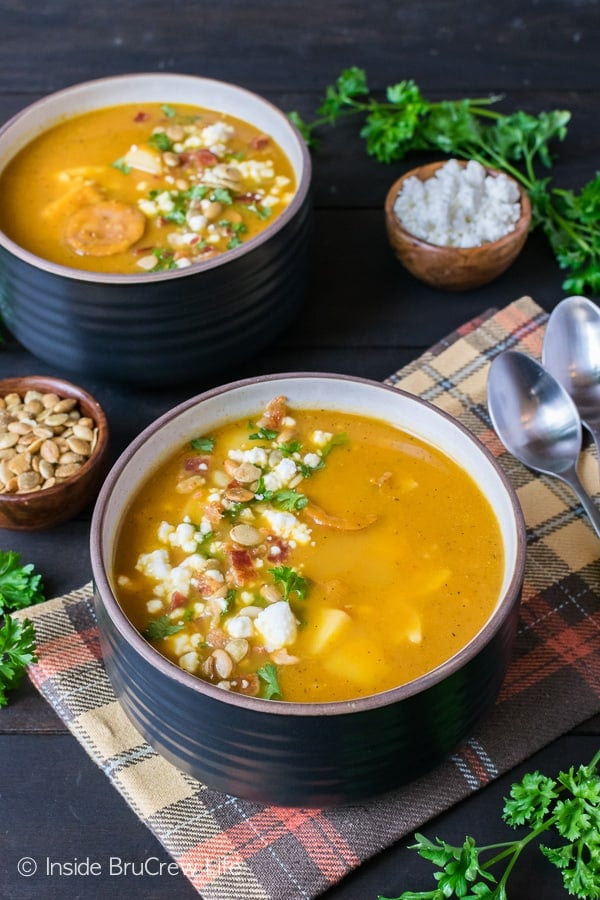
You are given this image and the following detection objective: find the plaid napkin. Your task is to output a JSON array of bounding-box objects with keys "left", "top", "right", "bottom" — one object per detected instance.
[{"left": 14, "top": 296, "right": 600, "bottom": 900}]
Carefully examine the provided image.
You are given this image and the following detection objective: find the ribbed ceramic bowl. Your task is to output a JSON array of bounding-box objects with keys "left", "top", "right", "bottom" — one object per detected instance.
[
  {"left": 0, "top": 74, "right": 312, "bottom": 386},
  {"left": 90, "top": 373, "right": 526, "bottom": 806}
]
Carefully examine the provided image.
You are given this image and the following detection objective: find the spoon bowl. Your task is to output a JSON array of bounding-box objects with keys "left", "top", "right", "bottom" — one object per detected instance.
[
  {"left": 487, "top": 350, "right": 600, "bottom": 538},
  {"left": 542, "top": 295, "right": 600, "bottom": 457}
]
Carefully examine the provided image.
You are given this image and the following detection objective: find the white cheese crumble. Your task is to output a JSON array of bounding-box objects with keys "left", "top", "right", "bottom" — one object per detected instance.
[
  {"left": 392, "top": 159, "right": 521, "bottom": 248},
  {"left": 255, "top": 601, "right": 298, "bottom": 651},
  {"left": 261, "top": 508, "right": 312, "bottom": 545}
]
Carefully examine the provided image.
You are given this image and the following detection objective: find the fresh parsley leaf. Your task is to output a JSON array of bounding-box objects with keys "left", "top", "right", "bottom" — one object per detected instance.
[
  {"left": 0, "top": 551, "right": 45, "bottom": 613},
  {"left": 190, "top": 436, "right": 216, "bottom": 452},
  {"left": 143, "top": 615, "right": 184, "bottom": 641},
  {"left": 272, "top": 489, "right": 308, "bottom": 512},
  {"left": 268, "top": 566, "right": 309, "bottom": 601},
  {"left": 150, "top": 247, "right": 178, "bottom": 271},
  {"left": 0, "top": 616, "right": 37, "bottom": 707},
  {"left": 257, "top": 661, "right": 282, "bottom": 700},
  {"left": 248, "top": 202, "right": 272, "bottom": 220},
  {"left": 381, "top": 751, "right": 600, "bottom": 900},
  {"left": 210, "top": 187, "right": 233, "bottom": 206},
  {"left": 278, "top": 439, "right": 302, "bottom": 457},
  {"left": 161, "top": 104, "right": 177, "bottom": 118},
  {"left": 111, "top": 157, "right": 131, "bottom": 174},
  {"left": 321, "top": 432, "right": 348, "bottom": 458},
  {"left": 147, "top": 132, "right": 173, "bottom": 152},
  {"left": 249, "top": 426, "right": 278, "bottom": 441}
]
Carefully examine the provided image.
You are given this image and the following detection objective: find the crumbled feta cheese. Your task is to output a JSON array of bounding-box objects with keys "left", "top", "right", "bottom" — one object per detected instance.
[
  {"left": 261, "top": 509, "right": 312, "bottom": 545},
  {"left": 200, "top": 122, "right": 235, "bottom": 147},
  {"left": 262, "top": 457, "right": 297, "bottom": 491},
  {"left": 228, "top": 447, "right": 268, "bottom": 466},
  {"left": 146, "top": 598, "right": 164, "bottom": 614},
  {"left": 236, "top": 159, "right": 275, "bottom": 185},
  {"left": 392, "top": 159, "right": 521, "bottom": 248},
  {"left": 255, "top": 601, "right": 298, "bottom": 651},
  {"left": 226, "top": 615, "right": 254, "bottom": 638},
  {"left": 303, "top": 452, "right": 321, "bottom": 469},
  {"left": 312, "top": 430, "right": 332, "bottom": 447},
  {"left": 136, "top": 549, "right": 170, "bottom": 581}
]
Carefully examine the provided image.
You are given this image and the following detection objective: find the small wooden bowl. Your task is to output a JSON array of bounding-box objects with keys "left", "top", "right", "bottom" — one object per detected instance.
[
  {"left": 0, "top": 376, "right": 109, "bottom": 530},
  {"left": 384, "top": 161, "right": 531, "bottom": 291}
]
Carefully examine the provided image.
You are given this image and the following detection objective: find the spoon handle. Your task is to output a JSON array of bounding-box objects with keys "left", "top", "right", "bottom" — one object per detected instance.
[
  {"left": 563, "top": 468, "right": 600, "bottom": 539},
  {"left": 583, "top": 420, "right": 600, "bottom": 472}
]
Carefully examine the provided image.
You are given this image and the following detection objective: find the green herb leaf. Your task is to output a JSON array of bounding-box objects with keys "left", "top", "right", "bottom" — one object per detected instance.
[
  {"left": 150, "top": 247, "right": 178, "bottom": 271},
  {"left": 147, "top": 132, "right": 174, "bottom": 152},
  {"left": 0, "top": 551, "right": 45, "bottom": 613},
  {"left": 143, "top": 615, "right": 184, "bottom": 641},
  {"left": 190, "top": 436, "right": 216, "bottom": 452},
  {"left": 272, "top": 489, "right": 308, "bottom": 512},
  {"left": 381, "top": 752, "right": 600, "bottom": 900},
  {"left": 210, "top": 187, "right": 233, "bottom": 206},
  {"left": 0, "top": 616, "right": 37, "bottom": 707},
  {"left": 111, "top": 157, "right": 131, "bottom": 174},
  {"left": 257, "top": 661, "right": 282, "bottom": 700},
  {"left": 161, "top": 104, "right": 177, "bottom": 118},
  {"left": 249, "top": 426, "right": 279, "bottom": 441},
  {"left": 268, "top": 566, "right": 309, "bottom": 601},
  {"left": 321, "top": 432, "right": 348, "bottom": 458}
]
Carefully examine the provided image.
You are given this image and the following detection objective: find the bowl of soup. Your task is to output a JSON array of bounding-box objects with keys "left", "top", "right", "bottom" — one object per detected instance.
[
  {"left": 0, "top": 74, "right": 312, "bottom": 385},
  {"left": 90, "top": 373, "right": 526, "bottom": 806}
]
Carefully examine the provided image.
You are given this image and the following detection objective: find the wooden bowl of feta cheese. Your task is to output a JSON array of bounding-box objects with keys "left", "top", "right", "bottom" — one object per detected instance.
[{"left": 385, "top": 159, "right": 531, "bottom": 291}]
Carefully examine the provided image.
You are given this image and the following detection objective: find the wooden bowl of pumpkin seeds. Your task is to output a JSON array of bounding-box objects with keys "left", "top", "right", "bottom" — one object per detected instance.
[{"left": 0, "top": 376, "right": 109, "bottom": 530}]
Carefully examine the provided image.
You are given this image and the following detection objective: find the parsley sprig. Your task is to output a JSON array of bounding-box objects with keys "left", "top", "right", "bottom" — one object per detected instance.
[
  {"left": 290, "top": 67, "right": 600, "bottom": 295},
  {"left": 0, "top": 551, "right": 45, "bottom": 707},
  {"left": 268, "top": 565, "right": 309, "bottom": 602},
  {"left": 381, "top": 751, "right": 600, "bottom": 899}
]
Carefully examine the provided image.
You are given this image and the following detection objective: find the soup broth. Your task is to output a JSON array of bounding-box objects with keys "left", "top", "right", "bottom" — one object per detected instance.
[
  {"left": 0, "top": 103, "right": 295, "bottom": 274},
  {"left": 113, "top": 397, "right": 504, "bottom": 702}
]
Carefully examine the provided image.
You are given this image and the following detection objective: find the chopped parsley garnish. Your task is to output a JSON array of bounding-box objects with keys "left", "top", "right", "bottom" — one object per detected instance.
[
  {"left": 190, "top": 436, "right": 216, "bottom": 452},
  {"left": 257, "top": 662, "right": 282, "bottom": 700},
  {"left": 161, "top": 104, "right": 177, "bottom": 118},
  {"left": 210, "top": 187, "right": 233, "bottom": 206},
  {"left": 269, "top": 566, "right": 309, "bottom": 601},
  {"left": 151, "top": 248, "right": 178, "bottom": 271},
  {"left": 143, "top": 615, "right": 184, "bottom": 641},
  {"left": 272, "top": 489, "right": 308, "bottom": 512},
  {"left": 248, "top": 203, "right": 272, "bottom": 220},
  {"left": 111, "top": 157, "right": 131, "bottom": 174},
  {"left": 322, "top": 432, "right": 348, "bottom": 458},
  {"left": 278, "top": 439, "right": 302, "bottom": 456},
  {"left": 249, "top": 426, "right": 278, "bottom": 441},
  {"left": 147, "top": 132, "right": 174, "bottom": 152}
]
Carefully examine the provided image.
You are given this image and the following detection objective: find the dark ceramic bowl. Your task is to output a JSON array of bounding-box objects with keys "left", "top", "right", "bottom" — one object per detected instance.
[
  {"left": 0, "top": 375, "right": 109, "bottom": 530},
  {"left": 0, "top": 74, "right": 312, "bottom": 386},
  {"left": 90, "top": 373, "right": 526, "bottom": 806}
]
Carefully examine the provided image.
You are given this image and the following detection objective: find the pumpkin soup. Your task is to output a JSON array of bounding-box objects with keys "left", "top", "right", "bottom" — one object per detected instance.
[
  {"left": 113, "top": 397, "right": 504, "bottom": 702},
  {"left": 0, "top": 103, "right": 295, "bottom": 274}
]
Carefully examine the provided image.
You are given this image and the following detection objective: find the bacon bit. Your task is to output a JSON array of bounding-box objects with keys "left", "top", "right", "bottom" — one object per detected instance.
[
  {"left": 133, "top": 246, "right": 154, "bottom": 255},
  {"left": 257, "top": 395, "right": 287, "bottom": 430},
  {"left": 204, "top": 501, "right": 223, "bottom": 525},
  {"left": 134, "top": 111, "right": 150, "bottom": 122},
  {"left": 206, "top": 628, "right": 227, "bottom": 648},
  {"left": 170, "top": 591, "right": 187, "bottom": 610},
  {"left": 233, "top": 192, "right": 262, "bottom": 204},
  {"left": 250, "top": 134, "right": 270, "bottom": 150},
  {"left": 228, "top": 547, "right": 255, "bottom": 585},
  {"left": 265, "top": 534, "right": 290, "bottom": 561},
  {"left": 229, "top": 674, "right": 260, "bottom": 696},
  {"left": 184, "top": 455, "right": 210, "bottom": 473},
  {"left": 193, "top": 573, "right": 226, "bottom": 597},
  {"left": 180, "top": 148, "right": 219, "bottom": 167}
]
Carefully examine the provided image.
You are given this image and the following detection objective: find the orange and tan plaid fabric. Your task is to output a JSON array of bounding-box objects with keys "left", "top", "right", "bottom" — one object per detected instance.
[{"left": 14, "top": 296, "right": 600, "bottom": 899}]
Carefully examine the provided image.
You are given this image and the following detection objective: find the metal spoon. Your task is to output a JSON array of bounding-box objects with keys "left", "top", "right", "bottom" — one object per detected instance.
[
  {"left": 542, "top": 295, "right": 600, "bottom": 460},
  {"left": 487, "top": 350, "right": 600, "bottom": 538}
]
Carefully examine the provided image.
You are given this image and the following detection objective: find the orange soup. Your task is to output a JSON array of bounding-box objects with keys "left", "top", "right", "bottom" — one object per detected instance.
[
  {"left": 0, "top": 103, "right": 295, "bottom": 274},
  {"left": 113, "top": 397, "right": 504, "bottom": 702}
]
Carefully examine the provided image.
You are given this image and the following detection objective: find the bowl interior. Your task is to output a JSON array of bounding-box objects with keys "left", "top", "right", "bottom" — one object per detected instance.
[
  {"left": 0, "top": 74, "right": 311, "bottom": 277},
  {"left": 92, "top": 373, "right": 525, "bottom": 707}
]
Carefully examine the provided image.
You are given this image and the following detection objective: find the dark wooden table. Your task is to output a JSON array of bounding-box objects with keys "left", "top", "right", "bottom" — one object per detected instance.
[{"left": 1, "top": 2, "right": 599, "bottom": 898}]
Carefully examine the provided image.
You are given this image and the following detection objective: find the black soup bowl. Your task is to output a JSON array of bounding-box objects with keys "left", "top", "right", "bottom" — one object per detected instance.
[
  {"left": 90, "top": 373, "right": 526, "bottom": 807},
  {"left": 0, "top": 74, "right": 312, "bottom": 386}
]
